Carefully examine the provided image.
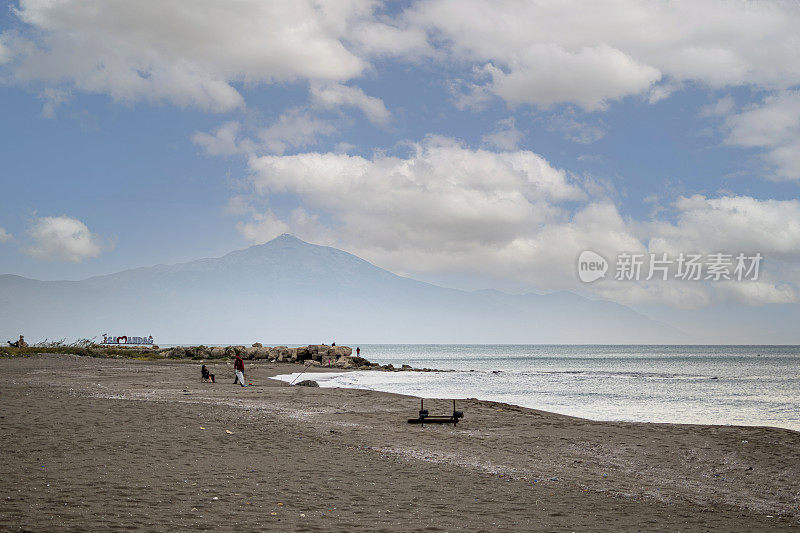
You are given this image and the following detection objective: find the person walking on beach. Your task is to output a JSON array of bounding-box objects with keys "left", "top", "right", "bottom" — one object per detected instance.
[{"left": 233, "top": 354, "right": 246, "bottom": 387}]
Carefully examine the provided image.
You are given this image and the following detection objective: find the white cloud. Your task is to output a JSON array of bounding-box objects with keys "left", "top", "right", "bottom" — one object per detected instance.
[
  {"left": 257, "top": 110, "right": 336, "bottom": 155},
  {"left": 0, "top": 227, "right": 12, "bottom": 242},
  {"left": 39, "top": 87, "right": 71, "bottom": 118},
  {"left": 481, "top": 117, "right": 522, "bottom": 150},
  {"left": 226, "top": 138, "right": 800, "bottom": 307},
  {"left": 24, "top": 216, "right": 103, "bottom": 262},
  {"left": 482, "top": 45, "right": 661, "bottom": 110},
  {"left": 310, "top": 82, "right": 390, "bottom": 125},
  {"left": 193, "top": 110, "right": 335, "bottom": 157},
  {"left": 648, "top": 195, "right": 800, "bottom": 257},
  {"left": 348, "top": 17, "right": 433, "bottom": 59},
  {"left": 237, "top": 207, "right": 331, "bottom": 246},
  {"left": 236, "top": 210, "right": 289, "bottom": 244},
  {"left": 701, "top": 95, "right": 735, "bottom": 118},
  {"left": 0, "top": 34, "right": 12, "bottom": 65},
  {"left": 547, "top": 111, "right": 605, "bottom": 144},
  {"left": 407, "top": 0, "right": 800, "bottom": 108},
  {"left": 6, "top": 0, "right": 800, "bottom": 117},
  {"left": 192, "top": 121, "right": 250, "bottom": 157},
  {"left": 4, "top": 0, "right": 376, "bottom": 111},
  {"left": 244, "top": 137, "right": 585, "bottom": 261},
  {"left": 713, "top": 280, "right": 798, "bottom": 306},
  {"left": 723, "top": 91, "right": 800, "bottom": 181}
]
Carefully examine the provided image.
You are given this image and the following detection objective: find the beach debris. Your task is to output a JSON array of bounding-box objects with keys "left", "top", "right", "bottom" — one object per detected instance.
[
  {"left": 225, "top": 430, "right": 233, "bottom": 434},
  {"left": 408, "top": 399, "right": 464, "bottom": 426},
  {"left": 270, "top": 512, "right": 278, "bottom": 516},
  {"left": 200, "top": 427, "right": 205, "bottom": 430},
  {"left": 296, "top": 380, "right": 320, "bottom": 387},
  {"left": 212, "top": 497, "right": 218, "bottom": 500},
  {"left": 300, "top": 513, "right": 306, "bottom": 518}
]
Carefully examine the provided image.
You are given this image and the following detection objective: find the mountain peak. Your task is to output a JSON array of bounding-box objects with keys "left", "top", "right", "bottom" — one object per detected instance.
[
  {"left": 274, "top": 233, "right": 303, "bottom": 243},
  {"left": 260, "top": 233, "right": 308, "bottom": 247}
]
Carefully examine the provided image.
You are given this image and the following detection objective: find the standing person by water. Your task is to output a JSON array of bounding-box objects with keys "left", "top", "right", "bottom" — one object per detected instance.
[
  {"left": 356, "top": 347, "right": 360, "bottom": 357},
  {"left": 233, "top": 354, "right": 246, "bottom": 387}
]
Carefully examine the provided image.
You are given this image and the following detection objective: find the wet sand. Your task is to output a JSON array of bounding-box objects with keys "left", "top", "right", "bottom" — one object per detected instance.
[{"left": 1, "top": 354, "right": 799, "bottom": 531}]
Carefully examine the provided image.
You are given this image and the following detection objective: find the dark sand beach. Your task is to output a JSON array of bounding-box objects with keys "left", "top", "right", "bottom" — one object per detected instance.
[{"left": 1, "top": 354, "right": 799, "bottom": 531}]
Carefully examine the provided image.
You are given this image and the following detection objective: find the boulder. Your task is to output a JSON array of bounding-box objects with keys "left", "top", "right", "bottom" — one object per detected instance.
[
  {"left": 252, "top": 347, "right": 270, "bottom": 360},
  {"left": 295, "top": 380, "right": 319, "bottom": 387},
  {"left": 168, "top": 347, "right": 186, "bottom": 359},
  {"left": 350, "top": 356, "right": 368, "bottom": 367},
  {"left": 332, "top": 346, "right": 352, "bottom": 357},
  {"left": 295, "top": 347, "right": 310, "bottom": 361},
  {"left": 193, "top": 346, "right": 212, "bottom": 359},
  {"left": 335, "top": 356, "right": 355, "bottom": 369},
  {"left": 252, "top": 342, "right": 263, "bottom": 348},
  {"left": 308, "top": 345, "right": 326, "bottom": 355},
  {"left": 209, "top": 346, "right": 226, "bottom": 359}
]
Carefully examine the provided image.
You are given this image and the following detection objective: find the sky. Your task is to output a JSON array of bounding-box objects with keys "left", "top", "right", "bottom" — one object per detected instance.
[{"left": 1, "top": 0, "right": 799, "bottom": 311}]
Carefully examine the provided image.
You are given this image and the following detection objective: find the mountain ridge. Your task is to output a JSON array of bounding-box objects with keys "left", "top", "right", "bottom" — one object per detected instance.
[{"left": 0, "top": 234, "right": 685, "bottom": 344}]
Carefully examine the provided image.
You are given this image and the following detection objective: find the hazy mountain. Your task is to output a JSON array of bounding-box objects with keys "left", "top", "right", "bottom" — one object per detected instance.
[{"left": 0, "top": 234, "right": 686, "bottom": 344}]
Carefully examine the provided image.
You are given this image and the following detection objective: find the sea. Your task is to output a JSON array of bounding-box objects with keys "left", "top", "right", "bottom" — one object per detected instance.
[{"left": 273, "top": 345, "right": 800, "bottom": 432}]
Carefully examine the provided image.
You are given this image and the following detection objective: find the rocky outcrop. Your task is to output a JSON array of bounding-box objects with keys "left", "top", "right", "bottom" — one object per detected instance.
[
  {"left": 154, "top": 344, "right": 434, "bottom": 372},
  {"left": 160, "top": 344, "right": 355, "bottom": 365}
]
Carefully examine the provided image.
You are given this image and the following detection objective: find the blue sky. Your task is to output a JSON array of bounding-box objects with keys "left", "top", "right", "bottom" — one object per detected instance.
[{"left": 1, "top": 0, "right": 799, "bottom": 309}]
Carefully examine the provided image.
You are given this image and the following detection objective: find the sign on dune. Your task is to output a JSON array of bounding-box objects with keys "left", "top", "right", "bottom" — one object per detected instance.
[{"left": 102, "top": 334, "right": 153, "bottom": 345}]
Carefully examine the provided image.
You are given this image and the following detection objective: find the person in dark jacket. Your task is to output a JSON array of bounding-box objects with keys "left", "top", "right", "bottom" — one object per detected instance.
[
  {"left": 233, "top": 355, "right": 246, "bottom": 387},
  {"left": 201, "top": 365, "right": 215, "bottom": 383}
]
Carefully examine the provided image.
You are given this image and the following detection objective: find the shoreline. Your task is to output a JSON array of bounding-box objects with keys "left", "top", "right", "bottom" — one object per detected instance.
[
  {"left": 2, "top": 354, "right": 799, "bottom": 531},
  {"left": 270, "top": 367, "right": 800, "bottom": 434}
]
